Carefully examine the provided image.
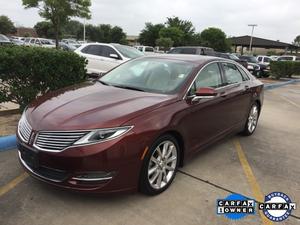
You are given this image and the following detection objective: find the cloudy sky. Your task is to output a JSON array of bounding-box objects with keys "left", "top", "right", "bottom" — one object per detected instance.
[{"left": 1, "top": 0, "right": 299, "bottom": 43}]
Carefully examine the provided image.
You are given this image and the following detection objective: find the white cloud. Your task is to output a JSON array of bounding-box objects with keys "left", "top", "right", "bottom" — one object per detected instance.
[{"left": 0, "top": 0, "right": 299, "bottom": 42}]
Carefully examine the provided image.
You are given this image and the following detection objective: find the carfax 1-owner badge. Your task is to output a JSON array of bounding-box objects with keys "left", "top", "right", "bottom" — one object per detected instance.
[{"left": 217, "top": 192, "right": 297, "bottom": 222}]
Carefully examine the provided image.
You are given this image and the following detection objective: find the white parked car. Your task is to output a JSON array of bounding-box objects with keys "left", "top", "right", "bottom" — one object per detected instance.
[
  {"left": 270, "top": 55, "right": 279, "bottom": 61},
  {"left": 24, "top": 38, "right": 55, "bottom": 48},
  {"left": 277, "top": 55, "right": 300, "bottom": 61},
  {"left": 61, "top": 39, "right": 81, "bottom": 48},
  {"left": 257, "top": 55, "right": 272, "bottom": 65},
  {"left": 75, "top": 43, "right": 144, "bottom": 74},
  {"left": 135, "top": 46, "right": 157, "bottom": 55}
]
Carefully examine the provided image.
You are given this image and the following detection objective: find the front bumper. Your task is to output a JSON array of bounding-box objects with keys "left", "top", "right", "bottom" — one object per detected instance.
[{"left": 17, "top": 134, "right": 143, "bottom": 193}]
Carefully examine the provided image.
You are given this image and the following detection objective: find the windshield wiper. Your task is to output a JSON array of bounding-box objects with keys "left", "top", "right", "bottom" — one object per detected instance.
[
  {"left": 112, "top": 84, "right": 145, "bottom": 92},
  {"left": 97, "top": 80, "right": 110, "bottom": 86}
]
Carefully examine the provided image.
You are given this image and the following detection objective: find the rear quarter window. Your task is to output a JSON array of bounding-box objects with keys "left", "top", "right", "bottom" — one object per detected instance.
[{"left": 180, "top": 48, "right": 197, "bottom": 54}]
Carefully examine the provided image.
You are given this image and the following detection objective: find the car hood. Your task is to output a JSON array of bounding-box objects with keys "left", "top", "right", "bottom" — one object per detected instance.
[{"left": 26, "top": 82, "right": 177, "bottom": 131}]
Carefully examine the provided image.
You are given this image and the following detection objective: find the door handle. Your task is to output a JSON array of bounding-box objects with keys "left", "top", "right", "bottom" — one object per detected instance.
[{"left": 244, "top": 85, "right": 250, "bottom": 90}]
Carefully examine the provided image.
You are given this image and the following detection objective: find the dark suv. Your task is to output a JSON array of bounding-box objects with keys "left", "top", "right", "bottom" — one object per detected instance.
[
  {"left": 168, "top": 46, "right": 215, "bottom": 56},
  {"left": 215, "top": 52, "right": 248, "bottom": 68}
]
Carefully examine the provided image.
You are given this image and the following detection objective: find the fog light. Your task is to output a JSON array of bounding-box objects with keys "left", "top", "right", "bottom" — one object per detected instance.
[{"left": 72, "top": 171, "right": 115, "bottom": 182}]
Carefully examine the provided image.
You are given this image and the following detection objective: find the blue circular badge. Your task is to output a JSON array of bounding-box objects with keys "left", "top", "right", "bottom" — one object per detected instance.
[{"left": 261, "top": 192, "right": 295, "bottom": 222}]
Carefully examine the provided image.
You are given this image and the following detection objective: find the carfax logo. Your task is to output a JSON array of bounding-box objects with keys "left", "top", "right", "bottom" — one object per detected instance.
[
  {"left": 259, "top": 192, "right": 296, "bottom": 222},
  {"left": 217, "top": 193, "right": 255, "bottom": 220}
]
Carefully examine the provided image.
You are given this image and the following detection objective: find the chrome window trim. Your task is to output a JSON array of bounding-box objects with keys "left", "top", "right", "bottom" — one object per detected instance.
[{"left": 183, "top": 60, "right": 246, "bottom": 100}]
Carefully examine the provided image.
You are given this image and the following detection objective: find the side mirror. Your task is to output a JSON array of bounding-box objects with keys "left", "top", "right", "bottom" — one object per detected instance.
[
  {"left": 88, "top": 72, "right": 106, "bottom": 80},
  {"left": 192, "top": 87, "right": 217, "bottom": 102},
  {"left": 109, "top": 54, "right": 119, "bottom": 60}
]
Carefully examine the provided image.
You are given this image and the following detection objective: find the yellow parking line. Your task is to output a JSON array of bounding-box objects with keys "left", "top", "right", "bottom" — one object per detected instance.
[
  {"left": 0, "top": 172, "right": 29, "bottom": 197},
  {"left": 280, "top": 95, "right": 300, "bottom": 109},
  {"left": 233, "top": 139, "right": 273, "bottom": 225}
]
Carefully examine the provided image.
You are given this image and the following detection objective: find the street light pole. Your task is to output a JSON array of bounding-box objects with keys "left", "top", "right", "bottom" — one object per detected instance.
[
  {"left": 248, "top": 24, "right": 257, "bottom": 53},
  {"left": 83, "top": 18, "right": 86, "bottom": 42}
]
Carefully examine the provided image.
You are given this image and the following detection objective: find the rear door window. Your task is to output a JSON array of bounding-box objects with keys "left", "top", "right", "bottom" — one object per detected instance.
[
  {"left": 81, "top": 45, "right": 103, "bottom": 56},
  {"left": 222, "top": 63, "right": 244, "bottom": 84},
  {"left": 194, "top": 63, "right": 223, "bottom": 90}
]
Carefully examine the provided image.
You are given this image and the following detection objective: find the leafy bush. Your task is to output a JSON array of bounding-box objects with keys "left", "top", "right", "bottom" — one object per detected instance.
[
  {"left": 0, "top": 46, "right": 87, "bottom": 110},
  {"left": 270, "top": 61, "right": 300, "bottom": 79}
]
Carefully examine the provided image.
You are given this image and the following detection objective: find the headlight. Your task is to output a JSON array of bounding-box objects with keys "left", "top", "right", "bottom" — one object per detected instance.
[
  {"left": 248, "top": 65, "right": 254, "bottom": 70},
  {"left": 73, "top": 126, "right": 133, "bottom": 145}
]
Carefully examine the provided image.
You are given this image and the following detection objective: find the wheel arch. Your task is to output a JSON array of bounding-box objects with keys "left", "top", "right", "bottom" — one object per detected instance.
[{"left": 159, "top": 130, "right": 185, "bottom": 167}]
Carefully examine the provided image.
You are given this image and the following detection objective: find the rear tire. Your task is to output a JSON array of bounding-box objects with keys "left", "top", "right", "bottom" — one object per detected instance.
[
  {"left": 139, "top": 135, "right": 179, "bottom": 195},
  {"left": 242, "top": 103, "right": 260, "bottom": 136}
]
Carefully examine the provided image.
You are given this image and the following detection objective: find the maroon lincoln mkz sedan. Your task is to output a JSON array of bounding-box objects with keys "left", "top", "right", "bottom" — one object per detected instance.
[{"left": 17, "top": 55, "right": 263, "bottom": 195}]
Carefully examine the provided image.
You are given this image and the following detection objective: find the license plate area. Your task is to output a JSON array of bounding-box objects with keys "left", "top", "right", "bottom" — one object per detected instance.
[{"left": 19, "top": 144, "right": 39, "bottom": 169}]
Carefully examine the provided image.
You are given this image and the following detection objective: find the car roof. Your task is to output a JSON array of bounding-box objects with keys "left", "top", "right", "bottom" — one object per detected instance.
[
  {"left": 142, "top": 54, "right": 221, "bottom": 64},
  {"left": 172, "top": 46, "right": 213, "bottom": 50}
]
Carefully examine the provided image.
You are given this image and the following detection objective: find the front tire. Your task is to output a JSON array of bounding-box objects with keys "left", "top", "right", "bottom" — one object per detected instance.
[
  {"left": 139, "top": 135, "right": 179, "bottom": 195},
  {"left": 242, "top": 103, "right": 260, "bottom": 136}
]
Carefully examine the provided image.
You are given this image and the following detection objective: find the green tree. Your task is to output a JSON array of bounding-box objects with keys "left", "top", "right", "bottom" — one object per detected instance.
[
  {"left": 34, "top": 21, "right": 56, "bottom": 38},
  {"left": 110, "top": 26, "right": 127, "bottom": 44},
  {"left": 0, "top": 15, "right": 16, "bottom": 34},
  {"left": 159, "top": 27, "right": 184, "bottom": 47},
  {"left": 22, "top": 0, "right": 91, "bottom": 48},
  {"left": 155, "top": 37, "right": 173, "bottom": 51},
  {"left": 190, "top": 33, "right": 202, "bottom": 46},
  {"left": 293, "top": 35, "right": 300, "bottom": 47},
  {"left": 139, "top": 23, "right": 165, "bottom": 47},
  {"left": 200, "top": 27, "right": 231, "bottom": 52},
  {"left": 82, "top": 24, "right": 127, "bottom": 44},
  {"left": 63, "top": 20, "right": 83, "bottom": 39},
  {"left": 165, "top": 16, "right": 195, "bottom": 45}
]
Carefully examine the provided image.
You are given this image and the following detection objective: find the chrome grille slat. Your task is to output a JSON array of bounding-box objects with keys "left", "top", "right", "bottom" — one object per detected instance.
[
  {"left": 18, "top": 114, "right": 32, "bottom": 143},
  {"left": 37, "top": 137, "right": 80, "bottom": 141},
  {"left": 37, "top": 139, "right": 76, "bottom": 144},
  {"left": 39, "top": 132, "right": 87, "bottom": 136},
  {"left": 38, "top": 135, "right": 84, "bottom": 139},
  {"left": 34, "top": 131, "right": 88, "bottom": 152},
  {"left": 36, "top": 141, "right": 72, "bottom": 147}
]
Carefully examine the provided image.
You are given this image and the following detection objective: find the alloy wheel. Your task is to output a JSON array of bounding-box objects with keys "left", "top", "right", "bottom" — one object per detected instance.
[
  {"left": 147, "top": 140, "right": 177, "bottom": 190},
  {"left": 248, "top": 105, "right": 259, "bottom": 133}
]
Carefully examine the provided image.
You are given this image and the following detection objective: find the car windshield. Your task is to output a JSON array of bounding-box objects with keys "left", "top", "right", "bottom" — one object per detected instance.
[
  {"left": 112, "top": 44, "right": 144, "bottom": 59},
  {"left": 229, "top": 54, "right": 240, "bottom": 60},
  {"left": 0, "top": 34, "right": 10, "bottom": 41},
  {"left": 100, "top": 58, "right": 195, "bottom": 94}
]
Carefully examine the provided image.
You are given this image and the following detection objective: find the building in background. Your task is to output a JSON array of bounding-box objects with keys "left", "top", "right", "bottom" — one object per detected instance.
[
  {"left": 126, "top": 35, "right": 139, "bottom": 46},
  {"left": 229, "top": 35, "right": 299, "bottom": 55},
  {"left": 12, "top": 27, "right": 38, "bottom": 38}
]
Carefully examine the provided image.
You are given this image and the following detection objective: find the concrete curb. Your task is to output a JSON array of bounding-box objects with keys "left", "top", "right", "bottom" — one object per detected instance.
[
  {"left": 0, "top": 79, "right": 299, "bottom": 152},
  {"left": 0, "top": 135, "right": 17, "bottom": 152},
  {"left": 264, "top": 79, "right": 300, "bottom": 90}
]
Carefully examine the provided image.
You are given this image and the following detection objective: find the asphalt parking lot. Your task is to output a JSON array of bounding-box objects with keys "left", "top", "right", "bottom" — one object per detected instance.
[{"left": 0, "top": 82, "right": 300, "bottom": 225}]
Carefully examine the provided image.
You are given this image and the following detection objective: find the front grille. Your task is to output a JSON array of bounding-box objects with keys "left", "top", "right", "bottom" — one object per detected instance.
[
  {"left": 18, "top": 114, "right": 32, "bottom": 143},
  {"left": 34, "top": 131, "right": 89, "bottom": 152},
  {"left": 19, "top": 151, "right": 68, "bottom": 182}
]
